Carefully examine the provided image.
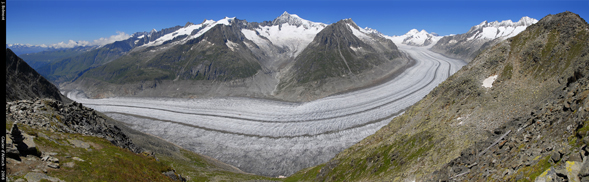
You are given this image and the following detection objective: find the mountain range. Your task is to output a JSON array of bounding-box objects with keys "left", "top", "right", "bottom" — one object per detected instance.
[
  {"left": 432, "top": 16, "right": 538, "bottom": 62},
  {"left": 26, "top": 12, "right": 410, "bottom": 102}
]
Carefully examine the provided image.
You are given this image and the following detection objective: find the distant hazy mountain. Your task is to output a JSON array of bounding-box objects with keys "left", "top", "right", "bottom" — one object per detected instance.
[
  {"left": 6, "top": 44, "right": 51, "bottom": 55},
  {"left": 18, "top": 46, "right": 98, "bottom": 70},
  {"left": 431, "top": 16, "right": 538, "bottom": 62},
  {"left": 385, "top": 29, "right": 442, "bottom": 47},
  {"left": 55, "top": 12, "right": 410, "bottom": 102}
]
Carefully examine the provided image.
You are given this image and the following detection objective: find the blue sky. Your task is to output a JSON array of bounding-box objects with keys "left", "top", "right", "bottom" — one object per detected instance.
[{"left": 7, "top": 0, "right": 589, "bottom": 46}]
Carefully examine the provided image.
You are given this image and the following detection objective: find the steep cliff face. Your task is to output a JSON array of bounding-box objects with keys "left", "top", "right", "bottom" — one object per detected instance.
[
  {"left": 6, "top": 48, "right": 69, "bottom": 103},
  {"left": 286, "top": 11, "right": 588, "bottom": 182}
]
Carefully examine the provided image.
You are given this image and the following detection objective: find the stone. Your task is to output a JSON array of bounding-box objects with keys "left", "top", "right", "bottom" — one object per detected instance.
[
  {"left": 72, "top": 157, "right": 85, "bottom": 162},
  {"left": 580, "top": 160, "right": 589, "bottom": 178},
  {"left": 552, "top": 151, "right": 562, "bottom": 163},
  {"left": 67, "top": 139, "right": 90, "bottom": 149},
  {"left": 24, "top": 172, "right": 63, "bottom": 182},
  {"left": 566, "top": 161, "right": 582, "bottom": 182},
  {"left": 63, "top": 162, "right": 75, "bottom": 168},
  {"left": 571, "top": 152, "right": 584, "bottom": 162},
  {"left": 48, "top": 157, "right": 59, "bottom": 163},
  {"left": 6, "top": 136, "right": 20, "bottom": 159},
  {"left": 162, "top": 170, "right": 186, "bottom": 182},
  {"left": 47, "top": 162, "right": 60, "bottom": 169}
]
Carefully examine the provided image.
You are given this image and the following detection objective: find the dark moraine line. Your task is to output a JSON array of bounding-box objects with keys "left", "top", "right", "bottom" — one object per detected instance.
[
  {"left": 85, "top": 56, "right": 443, "bottom": 124},
  {"left": 104, "top": 108, "right": 406, "bottom": 139}
]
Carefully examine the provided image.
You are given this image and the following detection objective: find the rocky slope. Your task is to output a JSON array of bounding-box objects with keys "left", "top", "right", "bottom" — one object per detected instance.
[
  {"left": 6, "top": 48, "right": 69, "bottom": 103},
  {"left": 431, "top": 16, "right": 538, "bottom": 62},
  {"left": 284, "top": 11, "right": 588, "bottom": 181}
]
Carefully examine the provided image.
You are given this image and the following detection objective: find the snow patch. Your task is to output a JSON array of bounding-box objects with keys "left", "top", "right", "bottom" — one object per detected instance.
[
  {"left": 347, "top": 24, "right": 372, "bottom": 43},
  {"left": 482, "top": 75, "right": 498, "bottom": 88},
  {"left": 350, "top": 46, "right": 363, "bottom": 52},
  {"left": 226, "top": 40, "right": 239, "bottom": 52}
]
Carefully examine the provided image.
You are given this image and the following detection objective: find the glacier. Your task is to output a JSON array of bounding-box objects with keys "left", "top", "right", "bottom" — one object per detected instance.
[{"left": 67, "top": 44, "right": 466, "bottom": 177}]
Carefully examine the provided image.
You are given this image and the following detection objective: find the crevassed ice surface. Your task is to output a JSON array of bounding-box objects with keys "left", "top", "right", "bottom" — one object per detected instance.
[{"left": 68, "top": 45, "right": 466, "bottom": 177}]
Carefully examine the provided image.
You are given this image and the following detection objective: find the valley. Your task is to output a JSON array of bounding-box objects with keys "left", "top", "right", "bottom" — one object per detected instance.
[{"left": 66, "top": 45, "right": 466, "bottom": 177}]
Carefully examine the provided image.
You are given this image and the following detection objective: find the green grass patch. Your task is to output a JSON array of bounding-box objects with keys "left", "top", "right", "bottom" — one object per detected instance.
[
  {"left": 284, "top": 164, "right": 326, "bottom": 182},
  {"left": 511, "top": 156, "right": 552, "bottom": 182}
]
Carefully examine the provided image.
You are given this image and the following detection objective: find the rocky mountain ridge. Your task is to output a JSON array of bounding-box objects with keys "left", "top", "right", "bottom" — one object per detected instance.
[{"left": 431, "top": 16, "right": 538, "bottom": 62}]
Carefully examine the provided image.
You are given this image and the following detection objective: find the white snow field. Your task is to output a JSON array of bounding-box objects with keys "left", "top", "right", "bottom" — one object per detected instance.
[{"left": 68, "top": 45, "right": 466, "bottom": 177}]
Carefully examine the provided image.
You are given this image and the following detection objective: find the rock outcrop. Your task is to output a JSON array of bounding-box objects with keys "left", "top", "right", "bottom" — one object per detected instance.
[
  {"left": 6, "top": 98, "right": 142, "bottom": 153},
  {"left": 6, "top": 48, "right": 69, "bottom": 103}
]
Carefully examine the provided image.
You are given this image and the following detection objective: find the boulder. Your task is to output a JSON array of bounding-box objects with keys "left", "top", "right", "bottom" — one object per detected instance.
[
  {"left": 10, "top": 124, "right": 39, "bottom": 156},
  {"left": 24, "top": 172, "right": 63, "bottom": 182},
  {"left": 535, "top": 167, "right": 558, "bottom": 182},
  {"left": 6, "top": 135, "right": 20, "bottom": 159},
  {"left": 552, "top": 151, "right": 562, "bottom": 163},
  {"left": 566, "top": 161, "right": 582, "bottom": 182}
]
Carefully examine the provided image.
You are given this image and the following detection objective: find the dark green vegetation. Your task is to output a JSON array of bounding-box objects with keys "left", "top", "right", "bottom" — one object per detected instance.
[{"left": 285, "top": 11, "right": 589, "bottom": 181}]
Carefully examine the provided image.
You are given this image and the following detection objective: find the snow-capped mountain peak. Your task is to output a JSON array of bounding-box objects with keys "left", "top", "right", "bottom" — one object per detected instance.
[
  {"left": 467, "top": 16, "right": 538, "bottom": 41},
  {"left": 518, "top": 16, "right": 538, "bottom": 26},
  {"left": 272, "top": 11, "right": 325, "bottom": 29},
  {"left": 140, "top": 17, "right": 236, "bottom": 47},
  {"left": 241, "top": 12, "right": 328, "bottom": 60},
  {"left": 217, "top": 17, "right": 235, "bottom": 25},
  {"left": 385, "top": 29, "right": 442, "bottom": 47},
  {"left": 471, "top": 16, "right": 538, "bottom": 31}
]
